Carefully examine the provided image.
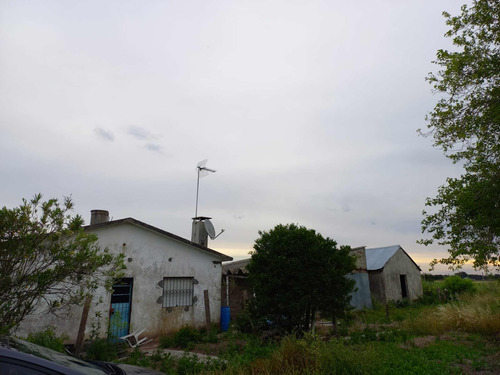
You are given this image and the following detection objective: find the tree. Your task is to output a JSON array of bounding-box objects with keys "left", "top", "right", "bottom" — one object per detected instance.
[
  {"left": 419, "top": 0, "right": 500, "bottom": 270},
  {"left": 247, "top": 224, "right": 356, "bottom": 334},
  {"left": 0, "top": 194, "right": 125, "bottom": 333}
]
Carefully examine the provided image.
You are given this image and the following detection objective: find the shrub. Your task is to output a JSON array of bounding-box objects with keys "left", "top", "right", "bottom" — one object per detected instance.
[
  {"left": 174, "top": 325, "right": 202, "bottom": 349},
  {"left": 419, "top": 280, "right": 441, "bottom": 304},
  {"left": 234, "top": 306, "right": 266, "bottom": 334},
  {"left": 442, "top": 276, "right": 477, "bottom": 298},
  {"left": 201, "top": 327, "right": 219, "bottom": 344},
  {"left": 127, "top": 347, "right": 150, "bottom": 365},
  {"left": 159, "top": 334, "right": 175, "bottom": 348},
  {"left": 84, "top": 338, "right": 120, "bottom": 361},
  {"left": 26, "top": 326, "right": 67, "bottom": 353},
  {"left": 420, "top": 276, "right": 477, "bottom": 304}
]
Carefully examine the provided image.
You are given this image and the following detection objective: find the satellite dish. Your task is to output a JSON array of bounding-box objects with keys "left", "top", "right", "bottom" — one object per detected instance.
[{"left": 204, "top": 219, "right": 216, "bottom": 239}]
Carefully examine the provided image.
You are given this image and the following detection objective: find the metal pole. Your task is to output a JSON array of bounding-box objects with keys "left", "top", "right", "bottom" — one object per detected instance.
[
  {"left": 226, "top": 275, "right": 230, "bottom": 307},
  {"left": 195, "top": 168, "right": 200, "bottom": 218}
]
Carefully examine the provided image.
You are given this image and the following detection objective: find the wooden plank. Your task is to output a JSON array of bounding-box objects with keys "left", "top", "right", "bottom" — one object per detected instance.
[{"left": 203, "top": 289, "right": 211, "bottom": 330}]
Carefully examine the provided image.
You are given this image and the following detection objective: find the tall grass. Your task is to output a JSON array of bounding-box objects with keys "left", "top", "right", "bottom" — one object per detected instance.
[
  {"left": 204, "top": 332, "right": 496, "bottom": 375},
  {"left": 405, "top": 280, "right": 500, "bottom": 336}
]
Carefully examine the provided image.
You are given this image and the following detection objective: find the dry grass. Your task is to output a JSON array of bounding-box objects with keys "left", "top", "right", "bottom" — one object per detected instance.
[{"left": 405, "top": 281, "right": 500, "bottom": 336}]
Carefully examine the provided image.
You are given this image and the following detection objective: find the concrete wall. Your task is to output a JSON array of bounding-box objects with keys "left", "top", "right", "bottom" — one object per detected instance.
[
  {"left": 369, "top": 249, "right": 423, "bottom": 303},
  {"left": 16, "top": 222, "right": 224, "bottom": 341},
  {"left": 368, "top": 270, "right": 386, "bottom": 302},
  {"left": 350, "top": 246, "right": 367, "bottom": 270}
]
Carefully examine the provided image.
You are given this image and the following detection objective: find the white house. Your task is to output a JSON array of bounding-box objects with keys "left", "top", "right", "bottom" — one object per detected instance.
[{"left": 16, "top": 210, "right": 232, "bottom": 343}]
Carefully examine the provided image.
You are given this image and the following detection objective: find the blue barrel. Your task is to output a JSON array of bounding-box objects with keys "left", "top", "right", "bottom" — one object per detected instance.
[{"left": 220, "top": 306, "right": 230, "bottom": 331}]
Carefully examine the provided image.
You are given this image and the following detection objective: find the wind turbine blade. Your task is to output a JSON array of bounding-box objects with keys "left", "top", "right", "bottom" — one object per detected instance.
[{"left": 197, "top": 159, "right": 208, "bottom": 169}]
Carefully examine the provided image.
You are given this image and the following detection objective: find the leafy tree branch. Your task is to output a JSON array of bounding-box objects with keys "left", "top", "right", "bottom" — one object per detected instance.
[
  {"left": 0, "top": 194, "right": 126, "bottom": 333},
  {"left": 419, "top": 0, "right": 499, "bottom": 270}
]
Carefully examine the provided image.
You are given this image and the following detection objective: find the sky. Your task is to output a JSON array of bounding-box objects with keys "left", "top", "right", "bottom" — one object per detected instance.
[{"left": 0, "top": 0, "right": 483, "bottom": 274}]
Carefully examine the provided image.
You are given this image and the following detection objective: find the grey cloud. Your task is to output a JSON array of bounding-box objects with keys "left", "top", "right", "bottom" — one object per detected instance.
[
  {"left": 145, "top": 143, "right": 162, "bottom": 152},
  {"left": 94, "top": 127, "right": 114, "bottom": 141},
  {"left": 341, "top": 203, "right": 351, "bottom": 213},
  {"left": 128, "top": 126, "right": 158, "bottom": 140}
]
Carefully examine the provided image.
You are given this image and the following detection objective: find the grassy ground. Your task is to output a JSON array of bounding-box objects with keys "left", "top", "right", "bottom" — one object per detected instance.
[
  {"left": 24, "top": 279, "right": 500, "bottom": 374},
  {"left": 171, "top": 280, "right": 500, "bottom": 374}
]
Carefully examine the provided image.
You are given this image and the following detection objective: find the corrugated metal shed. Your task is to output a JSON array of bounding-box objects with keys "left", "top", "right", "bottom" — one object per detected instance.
[{"left": 366, "top": 245, "right": 401, "bottom": 271}]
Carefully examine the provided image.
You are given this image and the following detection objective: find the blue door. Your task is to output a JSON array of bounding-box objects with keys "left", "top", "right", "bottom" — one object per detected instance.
[{"left": 109, "top": 278, "right": 133, "bottom": 341}]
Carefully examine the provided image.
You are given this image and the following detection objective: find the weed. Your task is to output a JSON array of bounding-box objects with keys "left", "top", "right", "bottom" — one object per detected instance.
[
  {"left": 158, "top": 353, "right": 176, "bottom": 373},
  {"left": 199, "top": 325, "right": 219, "bottom": 344},
  {"left": 174, "top": 325, "right": 202, "bottom": 349},
  {"left": 84, "top": 338, "right": 121, "bottom": 361},
  {"left": 26, "top": 326, "right": 67, "bottom": 353},
  {"left": 177, "top": 354, "right": 226, "bottom": 375},
  {"left": 159, "top": 334, "right": 175, "bottom": 348},
  {"left": 123, "top": 347, "right": 153, "bottom": 368}
]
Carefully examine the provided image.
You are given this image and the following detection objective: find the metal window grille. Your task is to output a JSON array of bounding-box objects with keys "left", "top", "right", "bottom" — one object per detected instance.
[{"left": 163, "top": 277, "right": 194, "bottom": 307}]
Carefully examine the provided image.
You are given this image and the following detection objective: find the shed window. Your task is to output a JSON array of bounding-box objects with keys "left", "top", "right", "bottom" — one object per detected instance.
[{"left": 163, "top": 277, "right": 194, "bottom": 307}]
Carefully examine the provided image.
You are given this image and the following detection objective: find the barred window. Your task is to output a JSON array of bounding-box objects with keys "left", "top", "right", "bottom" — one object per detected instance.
[{"left": 163, "top": 277, "right": 194, "bottom": 307}]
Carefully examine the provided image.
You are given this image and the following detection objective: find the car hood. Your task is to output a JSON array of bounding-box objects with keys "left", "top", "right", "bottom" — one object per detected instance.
[{"left": 117, "top": 363, "right": 166, "bottom": 374}]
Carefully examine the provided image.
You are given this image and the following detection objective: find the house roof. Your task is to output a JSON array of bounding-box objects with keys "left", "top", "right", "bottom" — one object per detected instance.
[
  {"left": 222, "top": 258, "right": 251, "bottom": 276},
  {"left": 85, "top": 217, "right": 233, "bottom": 262},
  {"left": 366, "top": 245, "right": 421, "bottom": 271}
]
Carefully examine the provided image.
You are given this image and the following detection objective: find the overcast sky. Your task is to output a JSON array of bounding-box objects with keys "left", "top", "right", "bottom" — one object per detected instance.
[{"left": 1, "top": 0, "right": 480, "bottom": 274}]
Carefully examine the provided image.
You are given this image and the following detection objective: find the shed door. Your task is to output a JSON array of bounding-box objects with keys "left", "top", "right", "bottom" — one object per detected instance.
[
  {"left": 399, "top": 275, "right": 408, "bottom": 299},
  {"left": 109, "top": 278, "right": 133, "bottom": 340}
]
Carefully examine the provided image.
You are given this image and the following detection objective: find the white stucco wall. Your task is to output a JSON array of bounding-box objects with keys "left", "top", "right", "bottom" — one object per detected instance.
[{"left": 16, "top": 221, "right": 226, "bottom": 342}]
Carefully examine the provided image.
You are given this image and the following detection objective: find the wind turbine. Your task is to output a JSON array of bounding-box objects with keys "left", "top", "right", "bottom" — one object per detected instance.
[{"left": 194, "top": 159, "right": 215, "bottom": 218}]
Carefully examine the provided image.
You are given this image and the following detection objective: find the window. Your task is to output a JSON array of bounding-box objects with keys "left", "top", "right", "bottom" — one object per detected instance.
[{"left": 163, "top": 277, "right": 194, "bottom": 307}]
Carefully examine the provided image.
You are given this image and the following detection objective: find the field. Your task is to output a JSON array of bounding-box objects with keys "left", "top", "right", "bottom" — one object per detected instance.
[{"left": 26, "top": 278, "right": 500, "bottom": 374}]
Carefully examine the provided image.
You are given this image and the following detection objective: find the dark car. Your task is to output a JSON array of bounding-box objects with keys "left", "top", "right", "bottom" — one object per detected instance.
[{"left": 0, "top": 336, "right": 165, "bottom": 375}]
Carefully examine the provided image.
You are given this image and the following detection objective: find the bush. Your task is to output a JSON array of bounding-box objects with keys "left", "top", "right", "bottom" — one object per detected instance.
[
  {"left": 84, "top": 338, "right": 120, "bottom": 361},
  {"left": 419, "top": 280, "right": 441, "bottom": 304},
  {"left": 442, "top": 276, "right": 477, "bottom": 298},
  {"left": 159, "top": 334, "right": 175, "bottom": 348},
  {"left": 174, "top": 326, "right": 202, "bottom": 349},
  {"left": 200, "top": 326, "right": 219, "bottom": 344},
  {"left": 234, "top": 306, "right": 261, "bottom": 334},
  {"left": 26, "top": 326, "right": 67, "bottom": 353},
  {"left": 420, "top": 277, "right": 477, "bottom": 304}
]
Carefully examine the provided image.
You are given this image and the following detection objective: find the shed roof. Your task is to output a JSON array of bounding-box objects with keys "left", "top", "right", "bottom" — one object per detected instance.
[
  {"left": 85, "top": 217, "right": 232, "bottom": 262},
  {"left": 366, "top": 245, "right": 401, "bottom": 271},
  {"left": 365, "top": 245, "right": 421, "bottom": 271},
  {"left": 222, "top": 258, "right": 251, "bottom": 276}
]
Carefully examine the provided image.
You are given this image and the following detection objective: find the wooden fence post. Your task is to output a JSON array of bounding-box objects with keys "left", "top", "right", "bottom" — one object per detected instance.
[{"left": 204, "top": 290, "right": 211, "bottom": 331}]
